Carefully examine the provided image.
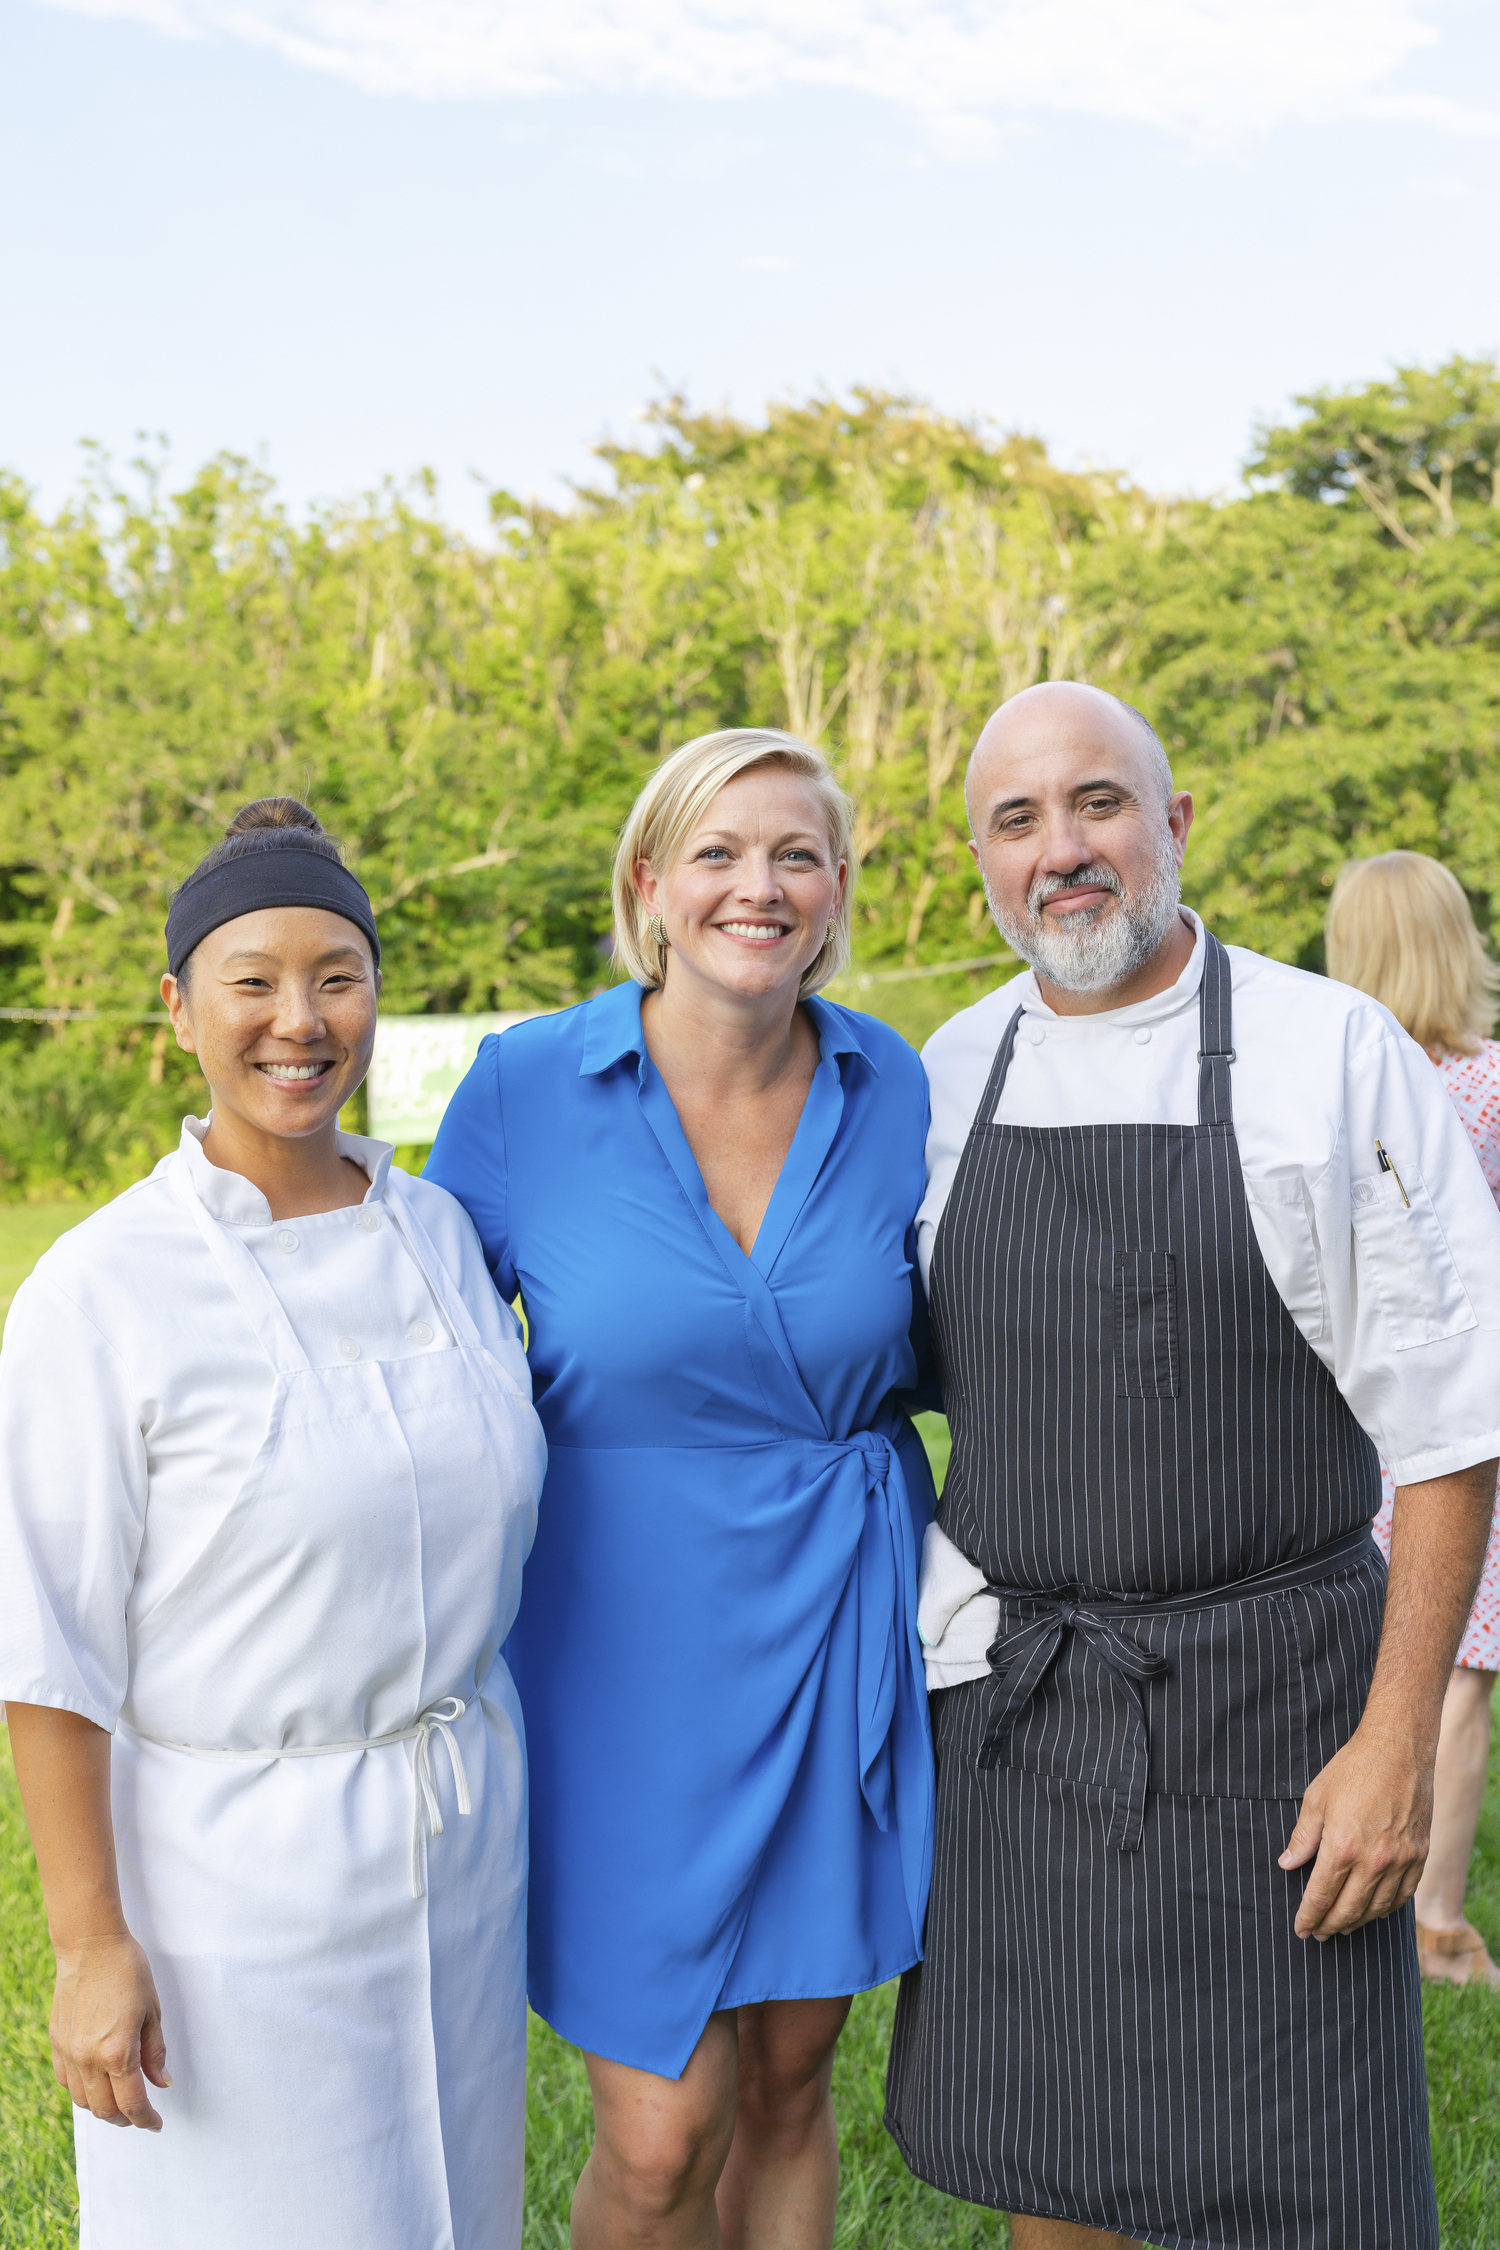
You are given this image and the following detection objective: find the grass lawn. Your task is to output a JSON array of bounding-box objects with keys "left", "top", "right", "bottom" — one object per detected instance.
[
  {"left": 4, "top": 1211, "right": 1500, "bottom": 2246},
  {"left": 0, "top": 1205, "right": 105, "bottom": 1328}
]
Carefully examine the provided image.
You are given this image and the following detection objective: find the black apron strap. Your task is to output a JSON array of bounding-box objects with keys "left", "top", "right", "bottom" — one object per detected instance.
[
  {"left": 1197, "top": 929, "right": 1235, "bottom": 1127},
  {"left": 926, "top": 994, "right": 1027, "bottom": 1309},
  {"left": 974, "top": 997, "right": 1026, "bottom": 1123}
]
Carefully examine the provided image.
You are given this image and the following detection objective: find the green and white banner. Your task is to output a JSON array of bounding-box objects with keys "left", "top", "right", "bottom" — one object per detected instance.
[{"left": 367, "top": 1013, "right": 545, "bottom": 1145}]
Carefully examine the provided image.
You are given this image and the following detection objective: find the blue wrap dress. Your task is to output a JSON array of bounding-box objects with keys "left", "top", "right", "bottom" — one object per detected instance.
[{"left": 425, "top": 981, "right": 935, "bottom": 2078}]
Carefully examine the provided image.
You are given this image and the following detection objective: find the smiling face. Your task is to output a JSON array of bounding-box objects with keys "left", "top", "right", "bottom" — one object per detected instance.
[
  {"left": 634, "top": 762, "right": 846, "bottom": 1005},
  {"left": 162, "top": 906, "right": 380, "bottom": 1143},
  {"left": 966, "top": 683, "right": 1193, "bottom": 997}
]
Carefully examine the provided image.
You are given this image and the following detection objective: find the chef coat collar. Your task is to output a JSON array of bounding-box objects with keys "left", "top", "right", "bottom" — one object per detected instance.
[
  {"left": 1010, "top": 907, "right": 1206, "bottom": 1035},
  {"left": 176, "top": 1114, "right": 394, "bottom": 1227},
  {"left": 578, "top": 978, "right": 878, "bottom": 1078}
]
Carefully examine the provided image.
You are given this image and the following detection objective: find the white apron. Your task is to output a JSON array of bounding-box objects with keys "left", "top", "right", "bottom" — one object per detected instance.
[{"left": 76, "top": 1158, "right": 545, "bottom": 2250}]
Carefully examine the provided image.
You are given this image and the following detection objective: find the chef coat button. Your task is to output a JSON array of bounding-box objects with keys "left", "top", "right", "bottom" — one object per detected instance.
[
  {"left": 408, "top": 1320, "right": 434, "bottom": 1345},
  {"left": 337, "top": 1336, "right": 361, "bottom": 1361},
  {"left": 276, "top": 1230, "right": 299, "bottom": 1253},
  {"left": 1025, "top": 1024, "right": 1046, "bottom": 1045},
  {"left": 357, "top": 1210, "right": 381, "bottom": 1233},
  {"left": 1133, "top": 1028, "right": 1152, "bottom": 1045}
]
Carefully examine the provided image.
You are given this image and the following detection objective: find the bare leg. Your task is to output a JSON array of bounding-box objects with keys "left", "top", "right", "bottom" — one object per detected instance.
[
  {"left": 715, "top": 1995, "right": 850, "bottom": 2250},
  {"left": 573, "top": 2015, "right": 739, "bottom": 2250},
  {"left": 1010, "top": 2218, "right": 1143, "bottom": 2249},
  {"left": 1413, "top": 1667, "right": 1496, "bottom": 1929}
]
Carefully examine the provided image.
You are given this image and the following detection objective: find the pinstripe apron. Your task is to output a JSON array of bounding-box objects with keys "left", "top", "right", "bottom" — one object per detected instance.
[{"left": 886, "top": 933, "right": 1437, "bottom": 2250}]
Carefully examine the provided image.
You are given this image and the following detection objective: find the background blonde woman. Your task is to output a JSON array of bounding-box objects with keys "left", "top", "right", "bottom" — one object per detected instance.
[{"left": 1327, "top": 849, "right": 1500, "bottom": 1989}]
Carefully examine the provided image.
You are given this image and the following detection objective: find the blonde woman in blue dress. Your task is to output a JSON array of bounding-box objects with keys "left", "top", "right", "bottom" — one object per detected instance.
[{"left": 428, "top": 730, "right": 936, "bottom": 2249}]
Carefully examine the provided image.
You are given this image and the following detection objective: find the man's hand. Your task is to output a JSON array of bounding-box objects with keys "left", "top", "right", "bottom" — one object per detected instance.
[
  {"left": 1279, "top": 1455, "right": 1496, "bottom": 1942},
  {"left": 1280, "top": 1722, "right": 1430, "bottom": 1938},
  {"left": 50, "top": 1932, "right": 170, "bottom": 2130}
]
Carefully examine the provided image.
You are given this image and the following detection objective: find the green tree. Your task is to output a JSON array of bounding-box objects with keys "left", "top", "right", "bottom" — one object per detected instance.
[
  {"left": 1091, "top": 361, "right": 1500, "bottom": 964},
  {"left": 1248, "top": 355, "right": 1500, "bottom": 545},
  {"left": 6, "top": 366, "right": 1500, "bottom": 1191}
]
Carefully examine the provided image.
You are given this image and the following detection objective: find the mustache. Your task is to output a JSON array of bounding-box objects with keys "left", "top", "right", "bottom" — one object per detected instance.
[{"left": 1027, "top": 862, "right": 1124, "bottom": 915}]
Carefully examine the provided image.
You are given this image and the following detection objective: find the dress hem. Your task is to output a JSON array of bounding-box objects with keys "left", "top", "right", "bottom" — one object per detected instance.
[
  {"left": 715, "top": 1950, "right": 920, "bottom": 2016},
  {"left": 531, "top": 1953, "right": 921, "bottom": 2081}
]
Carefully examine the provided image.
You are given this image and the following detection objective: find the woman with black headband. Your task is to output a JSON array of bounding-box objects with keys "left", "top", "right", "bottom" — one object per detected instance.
[{"left": 0, "top": 799, "right": 546, "bottom": 2250}]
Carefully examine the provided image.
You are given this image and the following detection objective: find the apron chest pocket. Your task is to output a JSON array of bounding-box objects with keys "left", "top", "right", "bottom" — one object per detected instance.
[{"left": 1112, "top": 1253, "right": 1180, "bottom": 1399}]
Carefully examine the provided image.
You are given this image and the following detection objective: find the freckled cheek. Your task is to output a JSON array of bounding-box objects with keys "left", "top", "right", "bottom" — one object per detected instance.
[
  {"left": 337, "top": 999, "right": 379, "bottom": 1040},
  {"left": 201, "top": 1018, "right": 274, "bottom": 1076}
]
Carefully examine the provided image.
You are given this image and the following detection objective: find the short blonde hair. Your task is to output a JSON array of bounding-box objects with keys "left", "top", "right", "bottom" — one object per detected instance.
[
  {"left": 1325, "top": 851, "right": 1500, "bottom": 1056},
  {"left": 611, "top": 728, "right": 856, "bottom": 995}
]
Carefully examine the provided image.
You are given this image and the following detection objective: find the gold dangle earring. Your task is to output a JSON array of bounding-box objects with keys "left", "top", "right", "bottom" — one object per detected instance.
[{"left": 648, "top": 914, "right": 669, "bottom": 949}]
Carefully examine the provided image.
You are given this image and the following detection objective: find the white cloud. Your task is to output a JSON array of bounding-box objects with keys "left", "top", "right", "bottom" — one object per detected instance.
[{"left": 40, "top": 1, "right": 1496, "bottom": 149}]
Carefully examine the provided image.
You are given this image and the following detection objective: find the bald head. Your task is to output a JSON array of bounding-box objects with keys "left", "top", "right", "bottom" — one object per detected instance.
[{"left": 965, "top": 683, "right": 1172, "bottom": 830}]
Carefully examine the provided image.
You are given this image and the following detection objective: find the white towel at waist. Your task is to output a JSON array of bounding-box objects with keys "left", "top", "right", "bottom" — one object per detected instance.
[{"left": 916, "top": 1520, "right": 998, "bottom": 1689}]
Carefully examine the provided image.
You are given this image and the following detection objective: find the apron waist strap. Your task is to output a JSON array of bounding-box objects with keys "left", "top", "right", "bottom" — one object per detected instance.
[
  {"left": 119, "top": 1695, "right": 472, "bottom": 1898},
  {"left": 1054, "top": 1521, "right": 1375, "bottom": 1620},
  {"left": 979, "top": 1523, "right": 1376, "bottom": 1852}
]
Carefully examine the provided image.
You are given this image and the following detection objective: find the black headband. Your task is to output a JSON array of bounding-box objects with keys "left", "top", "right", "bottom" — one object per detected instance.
[{"left": 165, "top": 841, "right": 381, "bottom": 977}]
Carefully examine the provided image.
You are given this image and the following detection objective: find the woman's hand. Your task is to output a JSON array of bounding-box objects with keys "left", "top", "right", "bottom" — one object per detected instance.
[
  {"left": 7, "top": 1703, "right": 172, "bottom": 2132},
  {"left": 50, "top": 1932, "right": 170, "bottom": 2129}
]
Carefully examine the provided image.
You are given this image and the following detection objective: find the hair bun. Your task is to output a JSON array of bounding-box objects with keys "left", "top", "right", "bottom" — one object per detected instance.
[{"left": 225, "top": 797, "right": 324, "bottom": 838}]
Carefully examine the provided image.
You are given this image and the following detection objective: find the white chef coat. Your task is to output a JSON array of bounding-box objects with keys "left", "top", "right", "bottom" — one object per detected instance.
[
  {"left": 0, "top": 1118, "right": 546, "bottom": 2250},
  {"left": 917, "top": 912, "right": 1500, "bottom": 1687}
]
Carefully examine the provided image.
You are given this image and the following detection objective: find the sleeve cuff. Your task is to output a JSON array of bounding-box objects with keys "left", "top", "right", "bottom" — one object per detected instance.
[{"left": 1383, "top": 1435, "right": 1500, "bottom": 1489}]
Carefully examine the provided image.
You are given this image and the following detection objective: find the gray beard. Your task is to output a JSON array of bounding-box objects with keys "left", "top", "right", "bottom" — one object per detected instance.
[{"left": 986, "top": 833, "right": 1183, "bottom": 994}]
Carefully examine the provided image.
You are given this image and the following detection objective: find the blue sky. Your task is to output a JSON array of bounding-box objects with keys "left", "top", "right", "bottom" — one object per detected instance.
[{"left": 3, "top": 0, "right": 1497, "bottom": 535}]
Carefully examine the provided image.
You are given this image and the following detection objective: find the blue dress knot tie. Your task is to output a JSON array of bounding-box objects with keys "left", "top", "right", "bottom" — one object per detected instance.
[{"left": 840, "top": 1429, "right": 909, "bottom": 1836}]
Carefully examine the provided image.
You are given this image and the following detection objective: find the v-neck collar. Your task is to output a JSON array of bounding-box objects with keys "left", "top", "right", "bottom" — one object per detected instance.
[{"left": 579, "top": 981, "right": 873, "bottom": 1372}]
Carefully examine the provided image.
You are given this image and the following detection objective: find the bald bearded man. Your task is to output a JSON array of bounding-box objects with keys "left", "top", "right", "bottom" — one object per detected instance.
[{"left": 883, "top": 684, "right": 1500, "bottom": 2250}]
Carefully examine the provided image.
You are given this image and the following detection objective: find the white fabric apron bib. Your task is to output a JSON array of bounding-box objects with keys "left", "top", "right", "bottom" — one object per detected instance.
[{"left": 77, "top": 1157, "right": 545, "bottom": 2250}]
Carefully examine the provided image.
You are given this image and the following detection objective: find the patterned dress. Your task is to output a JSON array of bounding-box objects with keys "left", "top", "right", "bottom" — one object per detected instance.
[{"left": 1371, "top": 1039, "right": 1500, "bottom": 1671}]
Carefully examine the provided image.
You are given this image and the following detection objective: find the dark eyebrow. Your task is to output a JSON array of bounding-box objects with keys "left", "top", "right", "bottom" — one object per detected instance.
[
  {"left": 219, "top": 946, "right": 368, "bottom": 966},
  {"left": 986, "top": 794, "right": 1036, "bottom": 829},
  {"left": 985, "top": 776, "right": 1137, "bottom": 831}
]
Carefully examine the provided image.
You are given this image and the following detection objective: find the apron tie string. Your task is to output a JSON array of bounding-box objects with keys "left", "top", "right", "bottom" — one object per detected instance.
[
  {"left": 980, "top": 1602, "right": 1171, "bottom": 1852},
  {"left": 407, "top": 1697, "right": 472, "bottom": 1898},
  {"left": 119, "top": 1697, "right": 474, "bottom": 1900}
]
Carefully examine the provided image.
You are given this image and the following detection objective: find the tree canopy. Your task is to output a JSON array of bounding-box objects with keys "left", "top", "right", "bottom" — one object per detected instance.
[{"left": 4, "top": 359, "right": 1499, "bottom": 1190}]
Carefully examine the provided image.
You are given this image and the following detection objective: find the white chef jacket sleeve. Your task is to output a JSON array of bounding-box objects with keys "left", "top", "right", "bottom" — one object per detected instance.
[
  {"left": 0, "top": 1270, "right": 147, "bottom": 1729},
  {"left": 398, "top": 1172, "right": 529, "bottom": 1366},
  {"left": 1313, "top": 1013, "right": 1500, "bottom": 1487}
]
